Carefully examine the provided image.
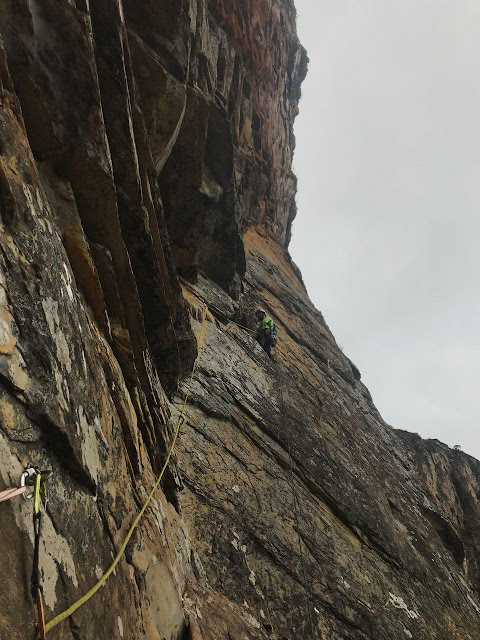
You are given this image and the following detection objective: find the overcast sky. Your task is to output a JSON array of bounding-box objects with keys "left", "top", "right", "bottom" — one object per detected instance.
[{"left": 290, "top": 0, "right": 480, "bottom": 459}]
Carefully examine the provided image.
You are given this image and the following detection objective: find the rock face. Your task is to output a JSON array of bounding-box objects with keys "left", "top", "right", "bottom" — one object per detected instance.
[{"left": 0, "top": 2, "right": 479, "bottom": 640}]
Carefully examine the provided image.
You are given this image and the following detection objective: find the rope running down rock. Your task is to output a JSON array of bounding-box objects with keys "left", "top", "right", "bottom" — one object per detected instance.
[
  {"left": 44, "top": 305, "right": 208, "bottom": 634},
  {"left": 278, "top": 367, "right": 317, "bottom": 640},
  {"left": 182, "top": 277, "right": 316, "bottom": 636}
]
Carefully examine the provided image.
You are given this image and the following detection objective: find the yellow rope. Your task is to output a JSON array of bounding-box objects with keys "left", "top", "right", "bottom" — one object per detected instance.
[
  {"left": 45, "top": 306, "right": 208, "bottom": 633},
  {"left": 33, "top": 474, "right": 41, "bottom": 515}
]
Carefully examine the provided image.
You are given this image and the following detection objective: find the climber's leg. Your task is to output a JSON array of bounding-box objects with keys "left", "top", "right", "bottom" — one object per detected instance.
[{"left": 257, "top": 330, "right": 272, "bottom": 358}]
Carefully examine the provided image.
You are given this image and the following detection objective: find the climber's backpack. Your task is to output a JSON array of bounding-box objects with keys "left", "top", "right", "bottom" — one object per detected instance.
[{"left": 270, "top": 325, "right": 278, "bottom": 346}]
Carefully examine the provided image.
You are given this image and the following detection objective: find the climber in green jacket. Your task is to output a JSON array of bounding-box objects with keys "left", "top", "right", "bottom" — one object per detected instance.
[{"left": 255, "top": 308, "right": 276, "bottom": 358}]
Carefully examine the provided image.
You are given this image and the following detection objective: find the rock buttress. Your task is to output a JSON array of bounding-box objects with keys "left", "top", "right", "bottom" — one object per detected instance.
[{"left": 0, "top": 1, "right": 479, "bottom": 640}]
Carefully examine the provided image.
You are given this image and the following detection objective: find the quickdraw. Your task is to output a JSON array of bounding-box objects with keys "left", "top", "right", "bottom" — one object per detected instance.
[
  {"left": 29, "top": 466, "right": 53, "bottom": 640},
  {"left": 31, "top": 471, "right": 48, "bottom": 640},
  {"left": 1, "top": 464, "right": 52, "bottom": 639},
  {"left": 0, "top": 464, "right": 52, "bottom": 503}
]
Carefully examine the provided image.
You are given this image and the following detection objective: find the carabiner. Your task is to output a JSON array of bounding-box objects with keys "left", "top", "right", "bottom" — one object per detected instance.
[
  {"left": 20, "top": 464, "right": 53, "bottom": 500},
  {"left": 20, "top": 467, "right": 36, "bottom": 500}
]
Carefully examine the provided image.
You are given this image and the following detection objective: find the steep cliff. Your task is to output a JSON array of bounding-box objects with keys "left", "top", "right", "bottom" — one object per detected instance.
[{"left": 0, "top": 2, "right": 479, "bottom": 640}]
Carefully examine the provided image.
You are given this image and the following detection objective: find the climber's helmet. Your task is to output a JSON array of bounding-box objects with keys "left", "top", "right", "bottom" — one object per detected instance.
[{"left": 256, "top": 308, "right": 266, "bottom": 319}]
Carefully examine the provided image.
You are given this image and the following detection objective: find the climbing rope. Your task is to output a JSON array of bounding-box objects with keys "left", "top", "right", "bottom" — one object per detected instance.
[
  {"left": 278, "top": 367, "right": 317, "bottom": 640},
  {"left": 3, "top": 285, "right": 310, "bottom": 636},
  {"left": 286, "top": 438, "right": 317, "bottom": 640},
  {"left": 44, "top": 305, "right": 208, "bottom": 634},
  {"left": 0, "top": 484, "right": 27, "bottom": 503}
]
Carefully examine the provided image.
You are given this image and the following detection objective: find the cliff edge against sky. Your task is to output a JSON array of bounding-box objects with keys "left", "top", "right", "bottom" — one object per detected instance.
[{"left": 0, "top": 1, "right": 479, "bottom": 639}]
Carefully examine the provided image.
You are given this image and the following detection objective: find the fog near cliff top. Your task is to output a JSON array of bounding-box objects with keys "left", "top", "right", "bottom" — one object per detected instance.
[{"left": 291, "top": 0, "right": 480, "bottom": 459}]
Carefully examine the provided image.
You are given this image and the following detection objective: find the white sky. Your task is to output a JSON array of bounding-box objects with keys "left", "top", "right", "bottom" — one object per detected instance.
[{"left": 290, "top": 0, "right": 480, "bottom": 459}]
